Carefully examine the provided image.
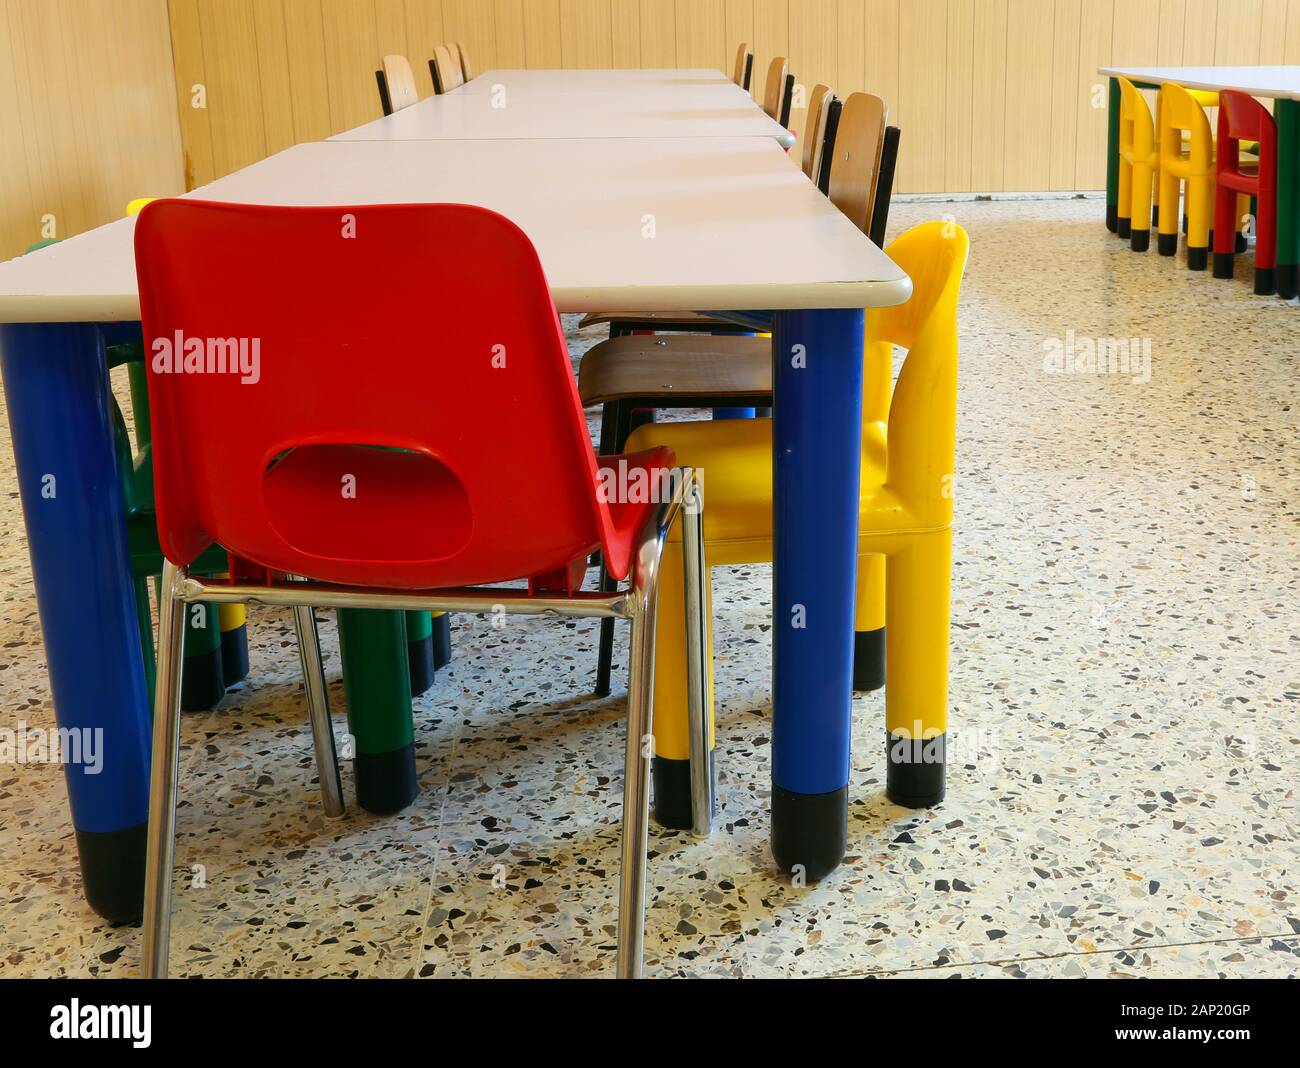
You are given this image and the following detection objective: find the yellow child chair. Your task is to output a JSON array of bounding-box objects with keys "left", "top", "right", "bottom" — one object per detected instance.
[
  {"left": 1157, "top": 81, "right": 1219, "bottom": 269},
  {"left": 1116, "top": 77, "right": 1160, "bottom": 252},
  {"left": 626, "top": 221, "right": 970, "bottom": 830}
]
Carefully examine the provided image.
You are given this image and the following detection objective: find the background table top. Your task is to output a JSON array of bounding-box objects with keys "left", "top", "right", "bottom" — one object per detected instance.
[
  {"left": 334, "top": 80, "right": 795, "bottom": 147},
  {"left": 1098, "top": 65, "right": 1300, "bottom": 98},
  {"left": 0, "top": 137, "right": 908, "bottom": 323},
  {"left": 452, "top": 68, "right": 737, "bottom": 94}
]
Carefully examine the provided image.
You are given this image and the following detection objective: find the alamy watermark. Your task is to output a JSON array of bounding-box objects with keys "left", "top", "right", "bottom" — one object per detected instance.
[
  {"left": 1043, "top": 329, "right": 1151, "bottom": 385},
  {"left": 151, "top": 329, "right": 261, "bottom": 384},
  {"left": 0, "top": 722, "right": 103, "bottom": 774}
]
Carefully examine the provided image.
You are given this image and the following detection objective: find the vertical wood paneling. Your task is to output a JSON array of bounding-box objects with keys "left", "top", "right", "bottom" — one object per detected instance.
[
  {"left": 0, "top": 0, "right": 182, "bottom": 260},
  {"left": 676, "top": 0, "right": 726, "bottom": 71},
  {"left": 1074, "top": 0, "right": 1114, "bottom": 191},
  {"left": 897, "top": 0, "right": 946, "bottom": 192},
  {"left": 944, "top": 0, "right": 975, "bottom": 193},
  {"left": 611, "top": 0, "right": 641, "bottom": 68},
  {"left": 637, "top": 0, "right": 675, "bottom": 65},
  {"left": 1047, "top": 0, "right": 1081, "bottom": 190},
  {"left": 969, "top": 0, "right": 1007, "bottom": 191},
  {"left": 560, "top": 0, "right": 612, "bottom": 67},
  {"left": 405, "top": 0, "right": 448, "bottom": 95},
  {"left": 524, "top": 0, "right": 563, "bottom": 66},
  {"left": 155, "top": 0, "right": 1300, "bottom": 199}
]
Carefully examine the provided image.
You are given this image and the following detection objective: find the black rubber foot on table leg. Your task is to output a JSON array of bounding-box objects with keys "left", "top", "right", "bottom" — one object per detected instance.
[
  {"left": 181, "top": 646, "right": 225, "bottom": 711},
  {"left": 1276, "top": 264, "right": 1298, "bottom": 300},
  {"left": 1254, "top": 267, "right": 1276, "bottom": 296},
  {"left": 407, "top": 634, "right": 434, "bottom": 697},
  {"left": 852, "top": 628, "right": 885, "bottom": 691},
  {"left": 1116, "top": 217, "right": 1131, "bottom": 239},
  {"left": 771, "top": 784, "right": 847, "bottom": 882},
  {"left": 1213, "top": 252, "right": 1235, "bottom": 279},
  {"left": 1187, "top": 246, "right": 1208, "bottom": 271},
  {"left": 1105, "top": 204, "right": 1118, "bottom": 232},
  {"left": 1129, "top": 229, "right": 1150, "bottom": 253},
  {"left": 652, "top": 753, "right": 715, "bottom": 830},
  {"left": 354, "top": 744, "right": 418, "bottom": 814},
  {"left": 76, "top": 823, "right": 146, "bottom": 923},
  {"left": 1157, "top": 233, "right": 1178, "bottom": 256},
  {"left": 220, "top": 624, "right": 250, "bottom": 686},
  {"left": 886, "top": 730, "right": 947, "bottom": 808},
  {"left": 432, "top": 613, "right": 452, "bottom": 669}
]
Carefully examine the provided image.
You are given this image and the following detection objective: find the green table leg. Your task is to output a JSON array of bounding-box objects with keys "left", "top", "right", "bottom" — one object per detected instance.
[
  {"left": 1275, "top": 99, "right": 1300, "bottom": 300},
  {"left": 405, "top": 609, "right": 435, "bottom": 695},
  {"left": 1106, "top": 77, "right": 1120, "bottom": 233},
  {"left": 182, "top": 601, "right": 225, "bottom": 710},
  {"left": 337, "top": 608, "right": 417, "bottom": 814}
]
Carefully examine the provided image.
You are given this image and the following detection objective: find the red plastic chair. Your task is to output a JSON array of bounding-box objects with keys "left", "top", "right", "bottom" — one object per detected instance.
[
  {"left": 1214, "top": 89, "right": 1277, "bottom": 295},
  {"left": 133, "top": 199, "right": 703, "bottom": 979}
]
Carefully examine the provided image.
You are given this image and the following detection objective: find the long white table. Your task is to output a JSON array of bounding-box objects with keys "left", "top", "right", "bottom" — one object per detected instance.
[
  {"left": 336, "top": 79, "right": 794, "bottom": 147},
  {"left": 0, "top": 71, "right": 909, "bottom": 918},
  {"left": 1098, "top": 64, "right": 1300, "bottom": 297},
  {"left": 0, "top": 139, "right": 902, "bottom": 321},
  {"left": 452, "top": 68, "right": 737, "bottom": 94}
]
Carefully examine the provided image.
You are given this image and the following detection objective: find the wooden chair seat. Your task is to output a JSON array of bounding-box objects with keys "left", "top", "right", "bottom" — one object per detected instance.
[{"left": 578, "top": 334, "right": 772, "bottom": 407}]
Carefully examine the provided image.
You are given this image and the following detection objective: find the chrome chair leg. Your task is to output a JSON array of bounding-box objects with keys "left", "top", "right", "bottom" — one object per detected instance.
[
  {"left": 681, "top": 472, "right": 714, "bottom": 837},
  {"left": 617, "top": 597, "right": 656, "bottom": 980},
  {"left": 292, "top": 605, "right": 345, "bottom": 818},
  {"left": 141, "top": 560, "right": 187, "bottom": 979}
]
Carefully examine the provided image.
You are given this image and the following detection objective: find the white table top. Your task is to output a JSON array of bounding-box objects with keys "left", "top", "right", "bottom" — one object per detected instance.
[
  {"left": 453, "top": 69, "right": 736, "bottom": 94},
  {"left": 0, "top": 138, "right": 909, "bottom": 323},
  {"left": 1099, "top": 65, "right": 1300, "bottom": 98},
  {"left": 333, "top": 80, "right": 795, "bottom": 147}
]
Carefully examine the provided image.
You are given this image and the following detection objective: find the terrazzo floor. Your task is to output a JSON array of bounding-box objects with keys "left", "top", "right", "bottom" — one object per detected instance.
[{"left": 1, "top": 196, "right": 1297, "bottom": 978}]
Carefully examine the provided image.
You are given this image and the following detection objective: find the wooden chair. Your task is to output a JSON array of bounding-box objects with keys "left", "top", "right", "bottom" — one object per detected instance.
[
  {"left": 455, "top": 41, "right": 475, "bottom": 81},
  {"left": 430, "top": 45, "right": 463, "bottom": 94},
  {"left": 802, "top": 84, "right": 834, "bottom": 183},
  {"left": 580, "top": 92, "right": 896, "bottom": 702},
  {"left": 762, "top": 56, "right": 794, "bottom": 127},
  {"left": 733, "top": 43, "right": 753, "bottom": 91},
  {"left": 375, "top": 54, "right": 418, "bottom": 116}
]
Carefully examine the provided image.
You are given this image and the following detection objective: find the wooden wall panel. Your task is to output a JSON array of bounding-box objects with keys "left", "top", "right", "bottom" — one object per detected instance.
[
  {"left": 0, "top": 0, "right": 183, "bottom": 261},
  {"left": 139, "top": 0, "right": 1300, "bottom": 210}
]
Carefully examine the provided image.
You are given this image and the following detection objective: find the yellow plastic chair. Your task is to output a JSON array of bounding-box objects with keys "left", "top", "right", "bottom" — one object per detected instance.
[
  {"left": 625, "top": 221, "right": 969, "bottom": 825},
  {"left": 1158, "top": 81, "right": 1217, "bottom": 269},
  {"left": 1116, "top": 77, "right": 1159, "bottom": 252}
]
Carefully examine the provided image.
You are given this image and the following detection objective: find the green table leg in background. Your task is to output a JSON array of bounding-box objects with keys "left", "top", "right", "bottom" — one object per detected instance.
[
  {"left": 1275, "top": 98, "right": 1300, "bottom": 300},
  {"left": 1106, "top": 77, "right": 1120, "bottom": 233},
  {"left": 406, "top": 610, "right": 435, "bottom": 695},
  {"left": 338, "top": 608, "right": 418, "bottom": 813}
]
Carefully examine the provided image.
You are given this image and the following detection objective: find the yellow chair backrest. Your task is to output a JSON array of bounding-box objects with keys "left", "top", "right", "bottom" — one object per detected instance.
[
  {"left": 382, "top": 54, "right": 419, "bottom": 112},
  {"left": 454, "top": 41, "right": 475, "bottom": 81},
  {"left": 870, "top": 221, "right": 969, "bottom": 526},
  {"left": 801, "top": 83, "right": 833, "bottom": 180},
  {"left": 1117, "top": 76, "right": 1155, "bottom": 158},
  {"left": 1159, "top": 81, "right": 1213, "bottom": 167},
  {"left": 126, "top": 197, "right": 155, "bottom": 217}
]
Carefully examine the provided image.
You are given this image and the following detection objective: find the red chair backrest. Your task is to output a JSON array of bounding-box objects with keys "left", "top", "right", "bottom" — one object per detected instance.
[
  {"left": 135, "top": 200, "right": 618, "bottom": 589},
  {"left": 1217, "top": 89, "right": 1276, "bottom": 174}
]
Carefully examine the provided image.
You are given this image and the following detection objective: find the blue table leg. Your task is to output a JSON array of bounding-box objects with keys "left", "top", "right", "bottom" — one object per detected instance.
[
  {"left": 0, "top": 322, "right": 151, "bottom": 922},
  {"left": 769, "top": 307, "right": 864, "bottom": 881}
]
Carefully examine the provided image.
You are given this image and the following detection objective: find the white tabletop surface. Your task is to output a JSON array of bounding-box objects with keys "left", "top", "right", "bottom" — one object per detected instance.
[
  {"left": 453, "top": 68, "right": 736, "bottom": 94},
  {"left": 0, "top": 138, "right": 909, "bottom": 323},
  {"left": 333, "top": 80, "right": 795, "bottom": 147},
  {"left": 1099, "top": 65, "right": 1300, "bottom": 98}
]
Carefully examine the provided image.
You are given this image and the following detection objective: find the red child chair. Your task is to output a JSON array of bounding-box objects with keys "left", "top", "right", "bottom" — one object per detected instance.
[
  {"left": 1213, "top": 89, "right": 1277, "bottom": 295},
  {"left": 133, "top": 199, "right": 706, "bottom": 980}
]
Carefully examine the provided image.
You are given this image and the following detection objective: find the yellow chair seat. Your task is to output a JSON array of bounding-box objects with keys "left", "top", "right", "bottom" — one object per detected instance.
[{"left": 626, "top": 416, "right": 889, "bottom": 557}]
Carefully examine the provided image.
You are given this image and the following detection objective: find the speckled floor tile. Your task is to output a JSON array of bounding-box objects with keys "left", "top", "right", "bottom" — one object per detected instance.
[{"left": 2, "top": 195, "right": 1297, "bottom": 977}]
